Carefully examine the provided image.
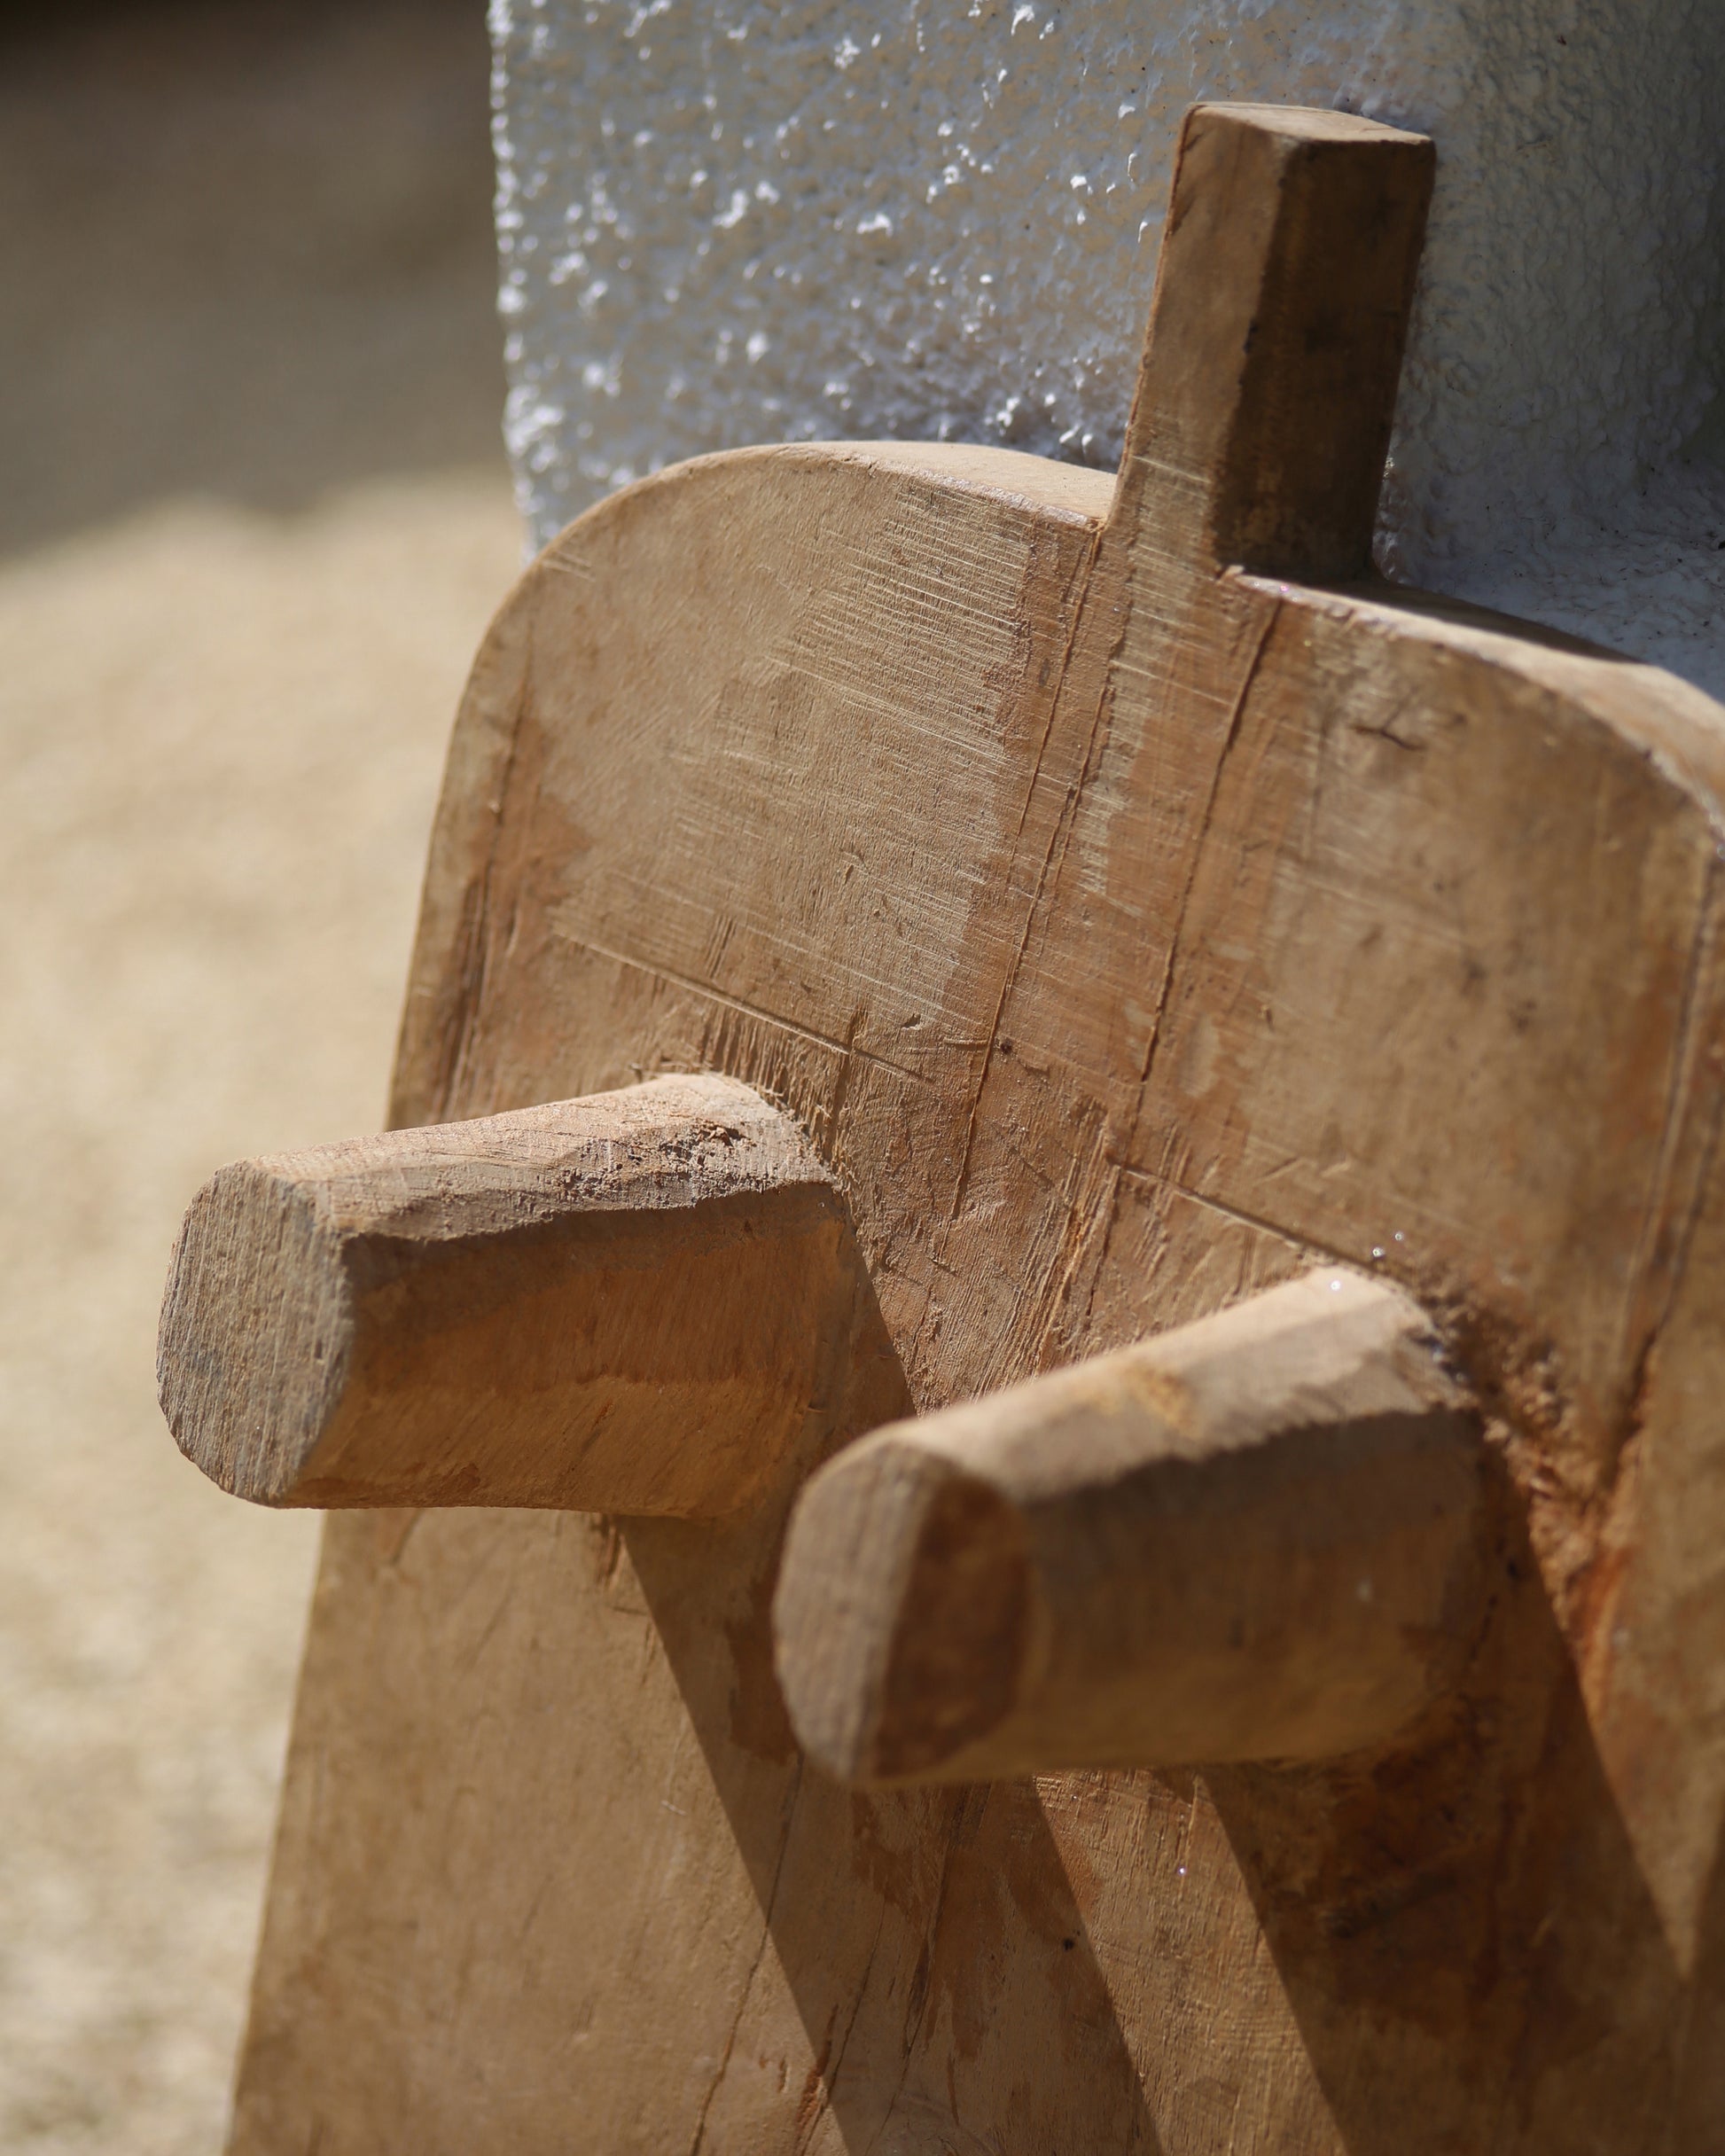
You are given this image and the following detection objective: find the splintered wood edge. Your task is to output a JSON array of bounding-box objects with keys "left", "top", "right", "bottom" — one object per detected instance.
[
  {"left": 157, "top": 1073, "right": 859, "bottom": 1513},
  {"left": 774, "top": 1269, "right": 1488, "bottom": 1783}
]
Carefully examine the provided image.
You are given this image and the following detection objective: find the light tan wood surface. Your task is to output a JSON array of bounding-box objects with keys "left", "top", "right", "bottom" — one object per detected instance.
[
  {"left": 188, "top": 102, "right": 1725, "bottom": 2152},
  {"left": 776, "top": 1268, "right": 1487, "bottom": 1783},
  {"left": 158, "top": 1074, "right": 859, "bottom": 1512}
]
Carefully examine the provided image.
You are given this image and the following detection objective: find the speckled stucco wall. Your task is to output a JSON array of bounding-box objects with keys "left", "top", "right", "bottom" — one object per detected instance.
[{"left": 491, "top": 0, "right": 1725, "bottom": 691}]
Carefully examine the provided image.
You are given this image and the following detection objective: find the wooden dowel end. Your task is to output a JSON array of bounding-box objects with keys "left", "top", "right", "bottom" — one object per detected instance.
[
  {"left": 774, "top": 1269, "right": 1487, "bottom": 1784},
  {"left": 158, "top": 1074, "right": 855, "bottom": 1514}
]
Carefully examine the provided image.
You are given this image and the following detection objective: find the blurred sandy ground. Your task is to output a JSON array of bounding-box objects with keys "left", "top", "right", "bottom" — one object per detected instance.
[{"left": 0, "top": 4, "right": 519, "bottom": 2146}]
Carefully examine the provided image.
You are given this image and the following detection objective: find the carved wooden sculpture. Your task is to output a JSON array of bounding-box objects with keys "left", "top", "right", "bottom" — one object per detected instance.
[{"left": 158, "top": 105, "right": 1725, "bottom": 2152}]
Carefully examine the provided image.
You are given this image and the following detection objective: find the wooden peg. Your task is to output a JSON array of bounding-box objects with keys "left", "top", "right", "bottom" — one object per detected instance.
[
  {"left": 776, "top": 1269, "right": 1487, "bottom": 1784},
  {"left": 158, "top": 1073, "right": 856, "bottom": 1513}
]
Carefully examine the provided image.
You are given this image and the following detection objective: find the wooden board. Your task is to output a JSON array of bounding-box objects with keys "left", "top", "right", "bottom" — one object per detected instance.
[{"left": 222, "top": 105, "right": 1725, "bottom": 2152}]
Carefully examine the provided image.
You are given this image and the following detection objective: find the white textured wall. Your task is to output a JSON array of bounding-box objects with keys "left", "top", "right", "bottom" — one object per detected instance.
[{"left": 492, "top": 0, "right": 1725, "bottom": 692}]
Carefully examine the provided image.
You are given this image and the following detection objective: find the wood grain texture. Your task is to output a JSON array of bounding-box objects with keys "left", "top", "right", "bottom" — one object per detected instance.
[
  {"left": 158, "top": 1074, "right": 855, "bottom": 1512},
  {"left": 222, "top": 104, "right": 1725, "bottom": 2153},
  {"left": 776, "top": 1268, "right": 1486, "bottom": 1782}
]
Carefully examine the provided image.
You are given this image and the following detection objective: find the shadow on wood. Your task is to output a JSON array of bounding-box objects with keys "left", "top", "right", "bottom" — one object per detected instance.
[
  {"left": 1207, "top": 1471, "right": 1694, "bottom": 2151},
  {"left": 624, "top": 1495, "right": 1167, "bottom": 2152}
]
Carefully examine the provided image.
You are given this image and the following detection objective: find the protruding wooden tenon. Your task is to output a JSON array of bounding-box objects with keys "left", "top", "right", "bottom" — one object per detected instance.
[
  {"left": 1120, "top": 101, "right": 1433, "bottom": 579},
  {"left": 775, "top": 1270, "right": 1487, "bottom": 1783},
  {"left": 158, "top": 1074, "right": 857, "bottom": 1513}
]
